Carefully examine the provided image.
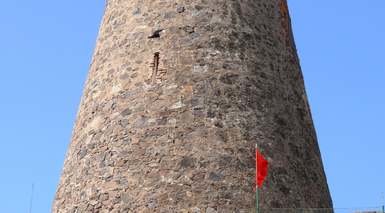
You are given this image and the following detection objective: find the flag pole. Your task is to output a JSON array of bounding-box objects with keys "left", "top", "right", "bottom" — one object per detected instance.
[
  {"left": 256, "top": 187, "right": 259, "bottom": 213},
  {"left": 256, "top": 143, "right": 259, "bottom": 213},
  {"left": 381, "top": 193, "right": 385, "bottom": 213},
  {"left": 29, "top": 183, "right": 34, "bottom": 213}
]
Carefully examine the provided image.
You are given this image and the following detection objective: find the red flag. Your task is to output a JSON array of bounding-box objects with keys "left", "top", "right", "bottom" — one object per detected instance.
[{"left": 256, "top": 149, "right": 268, "bottom": 188}]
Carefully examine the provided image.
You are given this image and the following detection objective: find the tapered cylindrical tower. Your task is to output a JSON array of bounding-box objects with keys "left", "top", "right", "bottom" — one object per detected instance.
[{"left": 53, "top": 0, "right": 333, "bottom": 212}]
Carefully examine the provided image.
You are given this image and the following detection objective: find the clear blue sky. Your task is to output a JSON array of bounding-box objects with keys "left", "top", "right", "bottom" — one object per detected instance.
[{"left": 0, "top": 1, "right": 383, "bottom": 212}]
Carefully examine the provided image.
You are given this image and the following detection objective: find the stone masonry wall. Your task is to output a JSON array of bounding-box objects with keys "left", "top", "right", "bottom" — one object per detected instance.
[{"left": 53, "top": 0, "right": 333, "bottom": 212}]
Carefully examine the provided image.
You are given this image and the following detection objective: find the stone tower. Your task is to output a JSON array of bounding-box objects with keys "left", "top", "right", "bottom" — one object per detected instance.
[{"left": 53, "top": 0, "right": 333, "bottom": 212}]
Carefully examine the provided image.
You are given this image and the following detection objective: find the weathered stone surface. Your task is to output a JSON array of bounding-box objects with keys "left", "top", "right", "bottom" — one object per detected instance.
[{"left": 53, "top": 0, "right": 333, "bottom": 212}]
